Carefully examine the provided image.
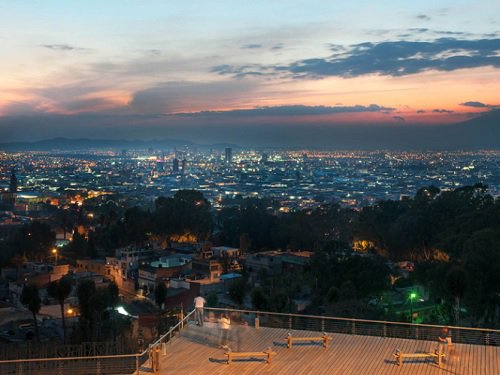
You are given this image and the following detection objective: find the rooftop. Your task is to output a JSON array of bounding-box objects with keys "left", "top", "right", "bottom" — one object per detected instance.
[
  {"left": 149, "top": 308, "right": 500, "bottom": 375},
  {"left": 154, "top": 324, "right": 499, "bottom": 374},
  {"left": 0, "top": 309, "right": 498, "bottom": 374}
]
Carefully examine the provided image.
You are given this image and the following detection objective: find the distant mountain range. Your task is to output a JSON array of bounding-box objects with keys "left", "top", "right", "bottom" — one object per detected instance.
[{"left": 0, "top": 110, "right": 498, "bottom": 150}]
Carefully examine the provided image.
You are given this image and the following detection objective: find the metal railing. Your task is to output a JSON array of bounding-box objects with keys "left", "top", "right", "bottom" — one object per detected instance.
[
  {"left": 1, "top": 307, "right": 498, "bottom": 374},
  {"left": 0, "top": 309, "right": 195, "bottom": 375},
  {"left": 205, "top": 307, "right": 500, "bottom": 346}
]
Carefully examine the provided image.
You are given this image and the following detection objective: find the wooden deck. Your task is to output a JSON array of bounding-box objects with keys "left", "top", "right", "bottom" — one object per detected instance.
[{"left": 151, "top": 323, "right": 499, "bottom": 375}]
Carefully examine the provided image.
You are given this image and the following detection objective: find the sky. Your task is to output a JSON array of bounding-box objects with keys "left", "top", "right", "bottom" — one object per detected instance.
[{"left": 0, "top": 0, "right": 499, "bottom": 144}]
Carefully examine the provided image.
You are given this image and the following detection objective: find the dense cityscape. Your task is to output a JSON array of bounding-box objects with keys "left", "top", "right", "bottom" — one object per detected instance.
[{"left": 1, "top": 148, "right": 499, "bottom": 212}]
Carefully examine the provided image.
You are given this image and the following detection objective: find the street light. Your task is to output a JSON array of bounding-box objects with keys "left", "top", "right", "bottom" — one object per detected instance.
[
  {"left": 52, "top": 248, "right": 58, "bottom": 265},
  {"left": 409, "top": 291, "right": 417, "bottom": 323}
]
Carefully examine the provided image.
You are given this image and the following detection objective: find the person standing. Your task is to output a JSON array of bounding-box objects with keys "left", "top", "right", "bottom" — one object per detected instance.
[
  {"left": 437, "top": 326, "right": 451, "bottom": 361},
  {"left": 194, "top": 294, "right": 206, "bottom": 326},
  {"left": 219, "top": 314, "right": 231, "bottom": 349},
  {"left": 231, "top": 312, "right": 248, "bottom": 352}
]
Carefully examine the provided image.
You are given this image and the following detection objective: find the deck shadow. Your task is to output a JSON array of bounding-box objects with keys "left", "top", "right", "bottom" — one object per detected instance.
[
  {"left": 209, "top": 357, "right": 269, "bottom": 364},
  {"left": 273, "top": 341, "right": 324, "bottom": 348}
]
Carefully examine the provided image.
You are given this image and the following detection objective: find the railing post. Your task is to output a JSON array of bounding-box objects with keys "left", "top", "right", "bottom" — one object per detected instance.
[
  {"left": 383, "top": 323, "right": 387, "bottom": 338},
  {"left": 255, "top": 313, "right": 260, "bottom": 330},
  {"left": 352, "top": 321, "right": 356, "bottom": 335},
  {"left": 321, "top": 318, "right": 325, "bottom": 332},
  {"left": 154, "top": 346, "right": 160, "bottom": 373},
  {"left": 415, "top": 326, "right": 419, "bottom": 340},
  {"left": 136, "top": 355, "right": 140, "bottom": 375},
  {"left": 289, "top": 316, "right": 292, "bottom": 330}
]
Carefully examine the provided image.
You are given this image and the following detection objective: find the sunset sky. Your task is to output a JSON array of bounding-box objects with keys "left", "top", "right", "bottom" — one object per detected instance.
[{"left": 0, "top": 1, "right": 499, "bottom": 142}]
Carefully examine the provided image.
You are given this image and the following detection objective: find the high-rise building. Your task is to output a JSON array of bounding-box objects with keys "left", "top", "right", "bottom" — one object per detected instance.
[
  {"left": 1, "top": 169, "right": 17, "bottom": 209},
  {"left": 156, "top": 160, "right": 166, "bottom": 172},
  {"left": 173, "top": 158, "right": 179, "bottom": 173},
  {"left": 225, "top": 147, "right": 232, "bottom": 164},
  {"left": 9, "top": 169, "right": 17, "bottom": 194},
  {"left": 181, "top": 159, "right": 187, "bottom": 174}
]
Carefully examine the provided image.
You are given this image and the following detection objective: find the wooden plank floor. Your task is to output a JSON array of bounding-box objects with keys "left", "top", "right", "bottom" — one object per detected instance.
[{"left": 149, "top": 323, "right": 500, "bottom": 375}]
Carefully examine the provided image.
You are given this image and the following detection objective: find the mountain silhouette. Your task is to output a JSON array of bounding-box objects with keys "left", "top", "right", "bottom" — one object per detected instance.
[{"left": 0, "top": 110, "right": 498, "bottom": 150}]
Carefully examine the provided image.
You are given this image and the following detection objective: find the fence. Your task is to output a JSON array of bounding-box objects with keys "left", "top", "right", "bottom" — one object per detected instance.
[
  {"left": 0, "top": 339, "right": 136, "bottom": 361},
  {"left": 1, "top": 307, "right": 498, "bottom": 374},
  {"left": 0, "top": 309, "right": 195, "bottom": 375},
  {"left": 205, "top": 307, "right": 500, "bottom": 346}
]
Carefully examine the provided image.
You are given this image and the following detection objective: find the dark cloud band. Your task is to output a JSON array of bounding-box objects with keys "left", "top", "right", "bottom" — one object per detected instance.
[{"left": 214, "top": 38, "right": 500, "bottom": 79}]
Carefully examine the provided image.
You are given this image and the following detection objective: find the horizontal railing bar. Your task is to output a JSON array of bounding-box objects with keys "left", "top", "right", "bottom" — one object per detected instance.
[
  {"left": 0, "top": 353, "right": 139, "bottom": 364},
  {"left": 204, "top": 307, "right": 500, "bottom": 334},
  {"left": 141, "top": 309, "right": 196, "bottom": 355},
  {"left": 0, "top": 308, "right": 196, "bottom": 366}
]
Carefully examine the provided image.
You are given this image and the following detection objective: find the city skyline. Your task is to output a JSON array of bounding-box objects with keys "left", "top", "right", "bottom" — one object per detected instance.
[{"left": 0, "top": 1, "right": 499, "bottom": 145}]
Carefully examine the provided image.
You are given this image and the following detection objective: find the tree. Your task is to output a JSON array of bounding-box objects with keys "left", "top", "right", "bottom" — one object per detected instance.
[
  {"left": 462, "top": 229, "right": 500, "bottom": 325},
  {"left": 56, "top": 208, "right": 77, "bottom": 240},
  {"left": 68, "top": 232, "right": 88, "bottom": 256},
  {"left": 228, "top": 277, "right": 248, "bottom": 307},
  {"left": 11, "top": 253, "right": 28, "bottom": 280},
  {"left": 446, "top": 267, "right": 467, "bottom": 324},
  {"left": 20, "top": 284, "right": 41, "bottom": 342},
  {"left": 86, "top": 234, "right": 98, "bottom": 259},
  {"left": 106, "top": 281, "right": 120, "bottom": 309},
  {"left": 154, "top": 190, "right": 213, "bottom": 241},
  {"left": 77, "top": 279, "right": 96, "bottom": 341},
  {"left": 339, "top": 281, "right": 357, "bottom": 301},
  {"left": 251, "top": 288, "right": 268, "bottom": 311},
  {"left": 206, "top": 293, "right": 218, "bottom": 307},
  {"left": 327, "top": 286, "right": 340, "bottom": 305},
  {"left": 47, "top": 277, "right": 73, "bottom": 343},
  {"left": 123, "top": 207, "right": 152, "bottom": 248},
  {"left": 14, "top": 222, "right": 56, "bottom": 262},
  {"left": 155, "top": 283, "right": 168, "bottom": 308}
]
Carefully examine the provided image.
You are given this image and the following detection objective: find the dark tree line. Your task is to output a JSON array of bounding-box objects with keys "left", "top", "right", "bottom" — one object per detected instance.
[
  {"left": 217, "top": 198, "right": 354, "bottom": 251},
  {"left": 354, "top": 184, "right": 499, "bottom": 326},
  {"left": 92, "top": 190, "right": 213, "bottom": 253},
  {"left": 77, "top": 279, "right": 121, "bottom": 342}
]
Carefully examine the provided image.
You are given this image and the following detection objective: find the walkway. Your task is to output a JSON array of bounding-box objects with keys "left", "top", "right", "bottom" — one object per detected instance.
[{"left": 153, "top": 323, "right": 499, "bottom": 374}]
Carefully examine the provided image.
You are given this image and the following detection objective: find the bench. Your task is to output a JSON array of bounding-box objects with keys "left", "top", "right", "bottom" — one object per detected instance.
[
  {"left": 285, "top": 332, "right": 332, "bottom": 349},
  {"left": 224, "top": 347, "right": 276, "bottom": 364},
  {"left": 393, "top": 349, "right": 446, "bottom": 367}
]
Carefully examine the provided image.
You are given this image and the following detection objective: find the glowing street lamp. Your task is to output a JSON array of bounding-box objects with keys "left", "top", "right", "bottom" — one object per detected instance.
[
  {"left": 409, "top": 291, "right": 417, "bottom": 323},
  {"left": 52, "top": 248, "right": 58, "bottom": 265}
]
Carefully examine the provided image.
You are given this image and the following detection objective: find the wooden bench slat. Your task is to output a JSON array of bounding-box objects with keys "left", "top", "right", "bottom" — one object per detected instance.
[
  {"left": 286, "top": 333, "right": 332, "bottom": 349},
  {"left": 225, "top": 352, "right": 276, "bottom": 357},
  {"left": 224, "top": 349, "right": 276, "bottom": 365},
  {"left": 393, "top": 349, "right": 446, "bottom": 367},
  {"left": 393, "top": 353, "right": 438, "bottom": 358}
]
